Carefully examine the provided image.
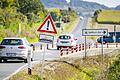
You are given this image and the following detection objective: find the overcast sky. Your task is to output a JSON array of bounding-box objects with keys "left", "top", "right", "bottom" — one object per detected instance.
[{"left": 66, "top": 0, "right": 120, "bottom": 7}]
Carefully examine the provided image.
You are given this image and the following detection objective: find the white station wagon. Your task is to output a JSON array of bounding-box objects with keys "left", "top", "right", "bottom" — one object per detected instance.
[
  {"left": 57, "top": 34, "right": 77, "bottom": 50},
  {"left": 0, "top": 37, "right": 33, "bottom": 63}
]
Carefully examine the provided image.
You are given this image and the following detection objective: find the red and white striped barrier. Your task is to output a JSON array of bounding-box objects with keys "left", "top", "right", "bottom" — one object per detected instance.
[
  {"left": 89, "top": 43, "right": 91, "bottom": 49},
  {"left": 76, "top": 45, "right": 78, "bottom": 52},
  {"left": 40, "top": 44, "right": 42, "bottom": 50},
  {"left": 95, "top": 42, "right": 120, "bottom": 48},
  {"left": 79, "top": 44, "right": 81, "bottom": 51},
  {"left": 106, "top": 43, "right": 109, "bottom": 48},
  {"left": 60, "top": 47, "right": 63, "bottom": 56},
  {"left": 82, "top": 43, "right": 84, "bottom": 50},
  {"left": 71, "top": 46, "right": 74, "bottom": 53},
  {"left": 96, "top": 42, "right": 98, "bottom": 48},
  {"left": 66, "top": 47, "right": 69, "bottom": 55},
  {"left": 116, "top": 43, "right": 118, "bottom": 48}
]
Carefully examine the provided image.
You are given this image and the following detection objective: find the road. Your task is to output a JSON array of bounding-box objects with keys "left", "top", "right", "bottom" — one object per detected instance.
[
  {"left": 72, "top": 17, "right": 88, "bottom": 43},
  {"left": 0, "top": 17, "right": 89, "bottom": 80}
]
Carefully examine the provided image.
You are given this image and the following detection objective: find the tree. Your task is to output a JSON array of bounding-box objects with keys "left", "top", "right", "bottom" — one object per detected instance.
[
  {"left": 16, "top": 0, "right": 47, "bottom": 23},
  {"left": 17, "top": 0, "right": 45, "bottom": 15},
  {"left": 0, "top": 0, "right": 17, "bottom": 8}
]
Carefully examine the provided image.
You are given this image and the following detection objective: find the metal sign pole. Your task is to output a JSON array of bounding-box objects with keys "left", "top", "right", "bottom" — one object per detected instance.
[
  {"left": 37, "top": 14, "right": 57, "bottom": 79},
  {"left": 101, "top": 36, "right": 104, "bottom": 63},
  {"left": 85, "top": 36, "right": 87, "bottom": 59},
  {"left": 114, "top": 25, "right": 116, "bottom": 43},
  {"left": 40, "top": 42, "right": 46, "bottom": 79}
]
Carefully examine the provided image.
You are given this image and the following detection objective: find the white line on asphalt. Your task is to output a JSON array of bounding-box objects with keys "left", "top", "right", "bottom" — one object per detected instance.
[{"left": 3, "top": 61, "right": 40, "bottom": 80}]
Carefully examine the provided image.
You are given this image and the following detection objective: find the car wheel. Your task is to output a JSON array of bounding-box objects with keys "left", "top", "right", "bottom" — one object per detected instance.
[
  {"left": 0, "top": 59, "right": 2, "bottom": 63},
  {"left": 24, "top": 59, "right": 28, "bottom": 63},
  {"left": 3, "top": 59, "right": 7, "bottom": 62}
]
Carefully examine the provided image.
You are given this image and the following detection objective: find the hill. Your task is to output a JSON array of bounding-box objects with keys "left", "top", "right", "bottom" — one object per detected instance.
[
  {"left": 115, "top": 5, "right": 120, "bottom": 10},
  {"left": 40, "top": 0, "right": 68, "bottom": 9},
  {"left": 69, "top": 1, "right": 109, "bottom": 10},
  {"left": 41, "top": 0, "right": 109, "bottom": 10},
  {"left": 97, "top": 10, "right": 120, "bottom": 24}
]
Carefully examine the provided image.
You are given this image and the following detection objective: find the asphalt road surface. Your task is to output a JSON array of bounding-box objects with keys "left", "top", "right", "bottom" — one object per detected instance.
[{"left": 0, "top": 17, "right": 89, "bottom": 80}]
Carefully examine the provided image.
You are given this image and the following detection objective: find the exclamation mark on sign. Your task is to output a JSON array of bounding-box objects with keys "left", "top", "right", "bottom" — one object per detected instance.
[{"left": 47, "top": 20, "right": 50, "bottom": 30}]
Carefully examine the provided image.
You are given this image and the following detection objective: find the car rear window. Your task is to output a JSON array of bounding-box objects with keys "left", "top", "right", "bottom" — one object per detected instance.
[
  {"left": 59, "top": 35, "right": 71, "bottom": 40},
  {"left": 1, "top": 39, "right": 23, "bottom": 45}
]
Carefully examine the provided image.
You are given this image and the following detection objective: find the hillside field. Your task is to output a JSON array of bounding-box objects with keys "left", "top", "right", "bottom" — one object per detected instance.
[{"left": 97, "top": 10, "right": 120, "bottom": 24}]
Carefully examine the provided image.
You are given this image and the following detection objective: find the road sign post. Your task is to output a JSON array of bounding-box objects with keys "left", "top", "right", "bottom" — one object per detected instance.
[
  {"left": 101, "top": 36, "right": 104, "bottom": 63},
  {"left": 84, "top": 35, "right": 87, "bottom": 59},
  {"left": 82, "top": 29, "right": 108, "bottom": 59},
  {"left": 37, "top": 14, "right": 57, "bottom": 79},
  {"left": 113, "top": 25, "right": 116, "bottom": 43}
]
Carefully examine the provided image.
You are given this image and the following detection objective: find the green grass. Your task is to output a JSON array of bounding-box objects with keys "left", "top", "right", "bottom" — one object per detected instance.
[
  {"left": 0, "top": 14, "right": 78, "bottom": 43},
  {"left": 87, "top": 10, "right": 120, "bottom": 41},
  {"left": 97, "top": 10, "right": 120, "bottom": 24},
  {"left": 10, "top": 49, "right": 120, "bottom": 80},
  {"left": 64, "top": 17, "right": 78, "bottom": 33}
]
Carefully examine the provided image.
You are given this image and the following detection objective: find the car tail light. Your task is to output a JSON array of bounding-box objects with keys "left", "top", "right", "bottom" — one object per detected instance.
[
  {"left": 18, "top": 46, "right": 26, "bottom": 49},
  {"left": 0, "top": 45, "right": 5, "bottom": 49}
]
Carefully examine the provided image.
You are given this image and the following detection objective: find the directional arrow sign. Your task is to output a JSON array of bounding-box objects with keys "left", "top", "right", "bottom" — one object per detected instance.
[
  {"left": 82, "top": 29, "right": 108, "bottom": 36},
  {"left": 37, "top": 15, "right": 57, "bottom": 34}
]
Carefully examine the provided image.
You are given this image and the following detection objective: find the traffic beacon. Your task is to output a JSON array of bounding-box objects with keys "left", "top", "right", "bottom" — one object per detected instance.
[{"left": 37, "top": 14, "right": 57, "bottom": 79}]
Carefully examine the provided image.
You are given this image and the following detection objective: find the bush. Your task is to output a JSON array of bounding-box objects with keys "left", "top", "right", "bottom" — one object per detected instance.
[{"left": 107, "top": 57, "right": 120, "bottom": 80}]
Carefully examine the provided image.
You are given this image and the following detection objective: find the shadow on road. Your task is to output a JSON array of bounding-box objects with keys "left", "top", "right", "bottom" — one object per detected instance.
[{"left": 0, "top": 60, "right": 25, "bottom": 63}]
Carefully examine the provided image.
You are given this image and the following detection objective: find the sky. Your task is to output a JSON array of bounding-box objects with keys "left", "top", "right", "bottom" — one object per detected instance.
[{"left": 66, "top": 0, "right": 120, "bottom": 7}]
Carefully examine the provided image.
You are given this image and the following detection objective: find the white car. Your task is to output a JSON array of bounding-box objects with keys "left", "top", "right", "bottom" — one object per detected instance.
[
  {"left": 0, "top": 37, "right": 33, "bottom": 63},
  {"left": 80, "top": 16, "right": 83, "bottom": 20},
  {"left": 57, "top": 34, "right": 77, "bottom": 50}
]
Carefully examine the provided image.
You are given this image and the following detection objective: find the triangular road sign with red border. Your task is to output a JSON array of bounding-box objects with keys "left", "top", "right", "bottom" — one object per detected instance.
[{"left": 37, "top": 15, "right": 57, "bottom": 34}]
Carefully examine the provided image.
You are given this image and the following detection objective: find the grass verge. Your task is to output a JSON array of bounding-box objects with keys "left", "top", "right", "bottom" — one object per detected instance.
[
  {"left": 97, "top": 10, "right": 120, "bottom": 24},
  {"left": 10, "top": 49, "right": 119, "bottom": 80}
]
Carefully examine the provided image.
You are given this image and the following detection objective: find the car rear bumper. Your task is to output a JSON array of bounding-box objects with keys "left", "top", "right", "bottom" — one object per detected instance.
[
  {"left": 57, "top": 46, "right": 73, "bottom": 48},
  {"left": 0, "top": 53, "right": 27, "bottom": 60},
  {"left": 0, "top": 56, "right": 27, "bottom": 60}
]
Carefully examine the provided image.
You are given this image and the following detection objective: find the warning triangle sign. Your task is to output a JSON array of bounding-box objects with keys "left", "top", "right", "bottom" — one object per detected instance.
[{"left": 37, "top": 15, "right": 57, "bottom": 34}]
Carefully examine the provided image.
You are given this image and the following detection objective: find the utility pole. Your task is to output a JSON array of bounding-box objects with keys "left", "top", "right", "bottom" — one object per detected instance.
[{"left": 18, "top": 23, "right": 21, "bottom": 35}]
